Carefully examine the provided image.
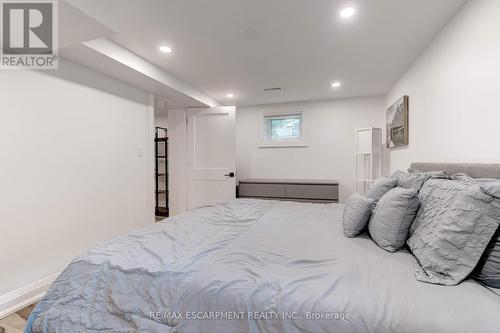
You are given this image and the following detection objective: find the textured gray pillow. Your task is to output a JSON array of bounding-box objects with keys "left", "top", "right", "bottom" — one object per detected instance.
[
  {"left": 368, "top": 187, "right": 420, "bottom": 252},
  {"left": 474, "top": 178, "right": 500, "bottom": 288},
  {"left": 391, "top": 170, "right": 448, "bottom": 191},
  {"left": 453, "top": 174, "right": 500, "bottom": 288},
  {"left": 343, "top": 194, "right": 376, "bottom": 238},
  {"left": 366, "top": 177, "right": 398, "bottom": 202},
  {"left": 407, "top": 178, "right": 500, "bottom": 286},
  {"left": 451, "top": 173, "right": 500, "bottom": 198},
  {"left": 409, "top": 172, "right": 492, "bottom": 237},
  {"left": 408, "top": 168, "right": 449, "bottom": 179}
]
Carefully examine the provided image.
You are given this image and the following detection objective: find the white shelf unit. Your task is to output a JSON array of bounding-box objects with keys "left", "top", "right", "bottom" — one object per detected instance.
[{"left": 355, "top": 128, "right": 382, "bottom": 195}]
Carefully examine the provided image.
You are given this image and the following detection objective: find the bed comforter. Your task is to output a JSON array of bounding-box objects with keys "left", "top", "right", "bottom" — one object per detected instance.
[{"left": 26, "top": 199, "right": 500, "bottom": 333}]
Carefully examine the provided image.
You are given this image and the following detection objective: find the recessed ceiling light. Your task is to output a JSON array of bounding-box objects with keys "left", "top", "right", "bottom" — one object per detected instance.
[
  {"left": 226, "top": 93, "right": 234, "bottom": 98},
  {"left": 331, "top": 81, "right": 342, "bottom": 88},
  {"left": 159, "top": 45, "right": 172, "bottom": 53},
  {"left": 340, "top": 7, "right": 356, "bottom": 18}
]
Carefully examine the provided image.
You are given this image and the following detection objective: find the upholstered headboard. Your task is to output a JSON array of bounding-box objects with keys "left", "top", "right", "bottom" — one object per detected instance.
[{"left": 410, "top": 162, "right": 500, "bottom": 179}]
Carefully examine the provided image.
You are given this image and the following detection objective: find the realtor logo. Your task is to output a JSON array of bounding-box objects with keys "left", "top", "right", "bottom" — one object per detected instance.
[{"left": 1, "top": 0, "right": 58, "bottom": 69}]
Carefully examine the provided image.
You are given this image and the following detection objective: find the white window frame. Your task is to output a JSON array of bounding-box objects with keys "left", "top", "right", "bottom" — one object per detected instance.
[{"left": 258, "top": 110, "right": 309, "bottom": 148}]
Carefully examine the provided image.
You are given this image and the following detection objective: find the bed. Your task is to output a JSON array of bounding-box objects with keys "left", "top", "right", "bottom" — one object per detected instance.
[{"left": 26, "top": 163, "right": 500, "bottom": 333}]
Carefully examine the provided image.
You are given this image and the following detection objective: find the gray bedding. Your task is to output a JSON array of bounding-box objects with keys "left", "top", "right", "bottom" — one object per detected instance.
[
  {"left": 408, "top": 178, "right": 500, "bottom": 286},
  {"left": 26, "top": 199, "right": 500, "bottom": 333}
]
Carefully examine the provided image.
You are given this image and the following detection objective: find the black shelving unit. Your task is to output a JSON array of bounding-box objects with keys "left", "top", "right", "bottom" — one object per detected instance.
[{"left": 155, "top": 127, "right": 169, "bottom": 217}]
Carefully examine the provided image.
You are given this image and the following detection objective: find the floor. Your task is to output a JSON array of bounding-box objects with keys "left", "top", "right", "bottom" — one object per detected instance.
[
  {"left": 156, "top": 215, "right": 168, "bottom": 222},
  {"left": 0, "top": 303, "right": 36, "bottom": 333}
]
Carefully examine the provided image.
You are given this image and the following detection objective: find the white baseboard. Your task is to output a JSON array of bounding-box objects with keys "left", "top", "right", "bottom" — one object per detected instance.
[{"left": 0, "top": 272, "right": 61, "bottom": 319}]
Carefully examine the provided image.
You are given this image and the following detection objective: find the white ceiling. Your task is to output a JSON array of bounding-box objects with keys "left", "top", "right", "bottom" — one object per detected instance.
[
  {"left": 106, "top": 0, "right": 466, "bottom": 106},
  {"left": 58, "top": 0, "right": 216, "bottom": 108},
  {"left": 59, "top": 0, "right": 466, "bottom": 107}
]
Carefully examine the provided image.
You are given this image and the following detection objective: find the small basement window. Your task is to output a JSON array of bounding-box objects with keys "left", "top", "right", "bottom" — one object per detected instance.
[{"left": 259, "top": 112, "right": 308, "bottom": 147}]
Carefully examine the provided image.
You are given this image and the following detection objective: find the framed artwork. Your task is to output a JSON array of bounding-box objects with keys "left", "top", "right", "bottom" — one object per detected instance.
[{"left": 386, "top": 95, "right": 409, "bottom": 148}]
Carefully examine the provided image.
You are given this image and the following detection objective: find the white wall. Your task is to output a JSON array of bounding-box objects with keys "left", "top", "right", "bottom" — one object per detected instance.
[
  {"left": 154, "top": 98, "right": 169, "bottom": 128},
  {"left": 167, "top": 108, "right": 188, "bottom": 215},
  {"left": 155, "top": 114, "right": 168, "bottom": 128},
  {"left": 0, "top": 59, "right": 154, "bottom": 305},
  {"left": 236, "top": 96, "right": 386, "bottom": 202},
  {"left": 387, "top": 0, "right": 500, "bottom": 172}
]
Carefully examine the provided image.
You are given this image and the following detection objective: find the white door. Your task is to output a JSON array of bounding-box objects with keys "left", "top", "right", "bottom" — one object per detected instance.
[{"left": 187, "top": 106, "right": 236, "bottom": 209}]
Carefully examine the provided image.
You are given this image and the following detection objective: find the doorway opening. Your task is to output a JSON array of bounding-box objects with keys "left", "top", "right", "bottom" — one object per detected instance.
[{"left": 154, "top": 98, "right": 169, "bottom": 221}]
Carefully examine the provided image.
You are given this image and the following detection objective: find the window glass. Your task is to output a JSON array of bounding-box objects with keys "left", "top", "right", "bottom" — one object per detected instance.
[{"left": 265, "top": 115, "right": 302, "bottom": 141}]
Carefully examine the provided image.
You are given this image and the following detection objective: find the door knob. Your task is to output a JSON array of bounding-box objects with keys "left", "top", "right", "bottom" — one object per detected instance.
[{"left": 224, "top": 172, "right": 235, "bottom": 178}]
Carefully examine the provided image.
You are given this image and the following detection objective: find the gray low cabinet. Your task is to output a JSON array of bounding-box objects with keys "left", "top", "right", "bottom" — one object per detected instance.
[{"left": 238, "top": 179, "right": 339, "bottom": 203}]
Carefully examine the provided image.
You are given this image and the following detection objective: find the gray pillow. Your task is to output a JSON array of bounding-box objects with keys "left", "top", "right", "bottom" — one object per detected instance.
[
  {"left": 366, "top": 177, "right": 398, "bottom": 202},
  {"left": 454, "top": 174, "right": 500, "bottom": 288},
  {"left": 473, "top": 227, "right": 500, "bottom": 288},
  {"left": 478, "top": 179, "right": 500, "bottom": 198},
  {"left": 409, "top": 172, "right": 487, "bottom": 237},
  {"left": 408, "top": 168, "right": 449, "bottom": 180},
  {"left": 392, "top": 170, "right": 448, "bottom": 192},
  {"left": 390, "top": 170, "right": 426, "bottom": 191},
  {"left": 451, "top": 173, "right": 500, "bottom": 198},
  {"left": 450, "top": 172, "right": 476, "bottom": 183},
  {"left": 343, "top": 194, "right": 376, "bottom": 238},
  {"left": 368, "top": 187, "right": 420, "bottom": 252},
  {"left": 407, "top": 178, "right": 500, "bottom": 286}
]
